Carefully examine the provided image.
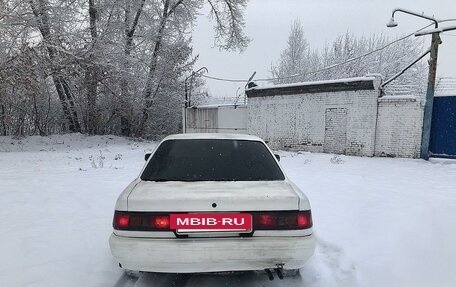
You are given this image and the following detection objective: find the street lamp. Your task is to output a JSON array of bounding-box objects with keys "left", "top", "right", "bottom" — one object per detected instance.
[
  {"left": 185, "top": 67, "right": 208, "bottom": 108},
  {"left": 183, "top": 67, "right": 208, "bottom": 133},
  {"left": 386, "top": 17, "right": 398, "bottom": 28},
  {"left": 388, "top": 8, "right": 439, "bottom": 28},
  {"left": 386, "top": 8, "right": 440, "bottom": 160}
]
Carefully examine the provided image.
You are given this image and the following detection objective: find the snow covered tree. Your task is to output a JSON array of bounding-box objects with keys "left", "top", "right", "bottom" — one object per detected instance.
[
  {"left": 271, "top": 21, "right": 427, "bottom": 96},
  {"left": 271, "top": 20, "right": 310, "bottom": 83},
  {"left": 0, "top": 0, "right": 250, "bottom": 137}
]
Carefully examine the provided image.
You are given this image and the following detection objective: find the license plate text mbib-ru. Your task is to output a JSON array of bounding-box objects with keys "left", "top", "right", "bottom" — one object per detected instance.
[{"left": 170, "top": 213, "right": 252, "bottom": 233}]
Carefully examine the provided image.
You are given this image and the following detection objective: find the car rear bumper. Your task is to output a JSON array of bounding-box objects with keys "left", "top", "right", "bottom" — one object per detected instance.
[{"left": 109, "top": 233, "right": 316, "bottom": 273}]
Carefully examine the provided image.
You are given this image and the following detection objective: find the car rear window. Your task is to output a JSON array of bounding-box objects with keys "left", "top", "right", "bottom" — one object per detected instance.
[{"left": 141, "top": 139, "right": 285, "bottom": 181}]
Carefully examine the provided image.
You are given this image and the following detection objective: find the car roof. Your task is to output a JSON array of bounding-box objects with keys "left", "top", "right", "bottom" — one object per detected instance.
[{"left": 162, "top": 133, "right": 264, "bottom": 142}]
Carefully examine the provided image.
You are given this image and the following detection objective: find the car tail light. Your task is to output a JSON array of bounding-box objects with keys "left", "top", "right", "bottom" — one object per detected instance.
[
  {"left": 114, "top": 213, "right": 130, "bottom": 229},
  {"left": 113, "top": 211, "right": 170, "bottom": 231},
  {"left": 151, "top": 215, "right": 170, "bottom": 230},
  {"left": 255, "top": 213, "right": 277, "bottom": 229},
  {"left": 297, "top": 211, "right": 312, "bottom": 228},
  {"left": 252, "top": 210, "right": 312, "bottom": 230},
  {"left": 113, "top": 210, "right": 312, "bottom": 231}
]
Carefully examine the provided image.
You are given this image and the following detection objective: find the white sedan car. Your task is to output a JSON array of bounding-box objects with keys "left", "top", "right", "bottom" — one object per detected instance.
[{"left": 109, "top": 133, "right": 315, "bottom": 279}]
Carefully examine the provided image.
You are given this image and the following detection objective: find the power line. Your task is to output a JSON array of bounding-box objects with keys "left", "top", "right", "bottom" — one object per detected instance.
[
  {"left": 202, "top": 74, "right": 249, "bottom": 83},
  {"left": 201, "top": 23, "right": 435, "bottom": 84}
]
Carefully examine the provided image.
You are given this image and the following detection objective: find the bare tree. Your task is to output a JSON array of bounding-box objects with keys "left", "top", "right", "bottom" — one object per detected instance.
[
  {"left": 136, "top": 0, "right": 249, "bottom": 136},
  {"left": 85, "top": 0, "right": 99, "bottom": 134},
  {"left": 28, "top": 0, "right": 81, "bottom": 132},
  {"left": 271, "top": 20, "right": 309, "bottom": 83},
  {"left": 0, "top": 0, "right": 250, "bottom": 137},
  {"left": 272, "top": 21, "right": 426, "bottom": 93}
]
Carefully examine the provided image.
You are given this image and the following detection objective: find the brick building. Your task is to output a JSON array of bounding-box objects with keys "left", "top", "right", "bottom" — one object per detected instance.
[{"left": 186, "top": 75, "right": 425, "bottom": 158}]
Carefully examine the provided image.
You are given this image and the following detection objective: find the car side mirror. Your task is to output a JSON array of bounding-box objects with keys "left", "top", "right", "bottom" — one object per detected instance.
[
  {"left": 145, "top": 153, "right": 151, "bottom": 161},
  {"left": 274, "top": 154, "right": 280, "bottom": 162}
]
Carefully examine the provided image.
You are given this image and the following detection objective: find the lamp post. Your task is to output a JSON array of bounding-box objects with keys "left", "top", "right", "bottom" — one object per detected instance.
[
  {"left": 183, "top": 67, "right": 208, "bottom": 133},
  {"left": 386, "top": 8, "right": 441, "bottom": 160}
]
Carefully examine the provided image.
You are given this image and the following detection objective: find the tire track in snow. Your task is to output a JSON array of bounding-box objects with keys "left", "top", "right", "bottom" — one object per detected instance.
[{"left": 300, "top": 236, "right": 358, "bottom": 287}]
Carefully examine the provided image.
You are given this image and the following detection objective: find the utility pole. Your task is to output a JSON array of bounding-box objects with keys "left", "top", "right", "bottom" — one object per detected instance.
[
  {"left": 420, "top": 32, "right": 441, "bottom": 160},
  {"left": 386, "top": 8, "right": 441, "bottom": 160}
]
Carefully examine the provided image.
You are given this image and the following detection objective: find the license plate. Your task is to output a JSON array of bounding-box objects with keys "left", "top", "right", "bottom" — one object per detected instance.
[{"left": 170, "top": 213, "right": 252, "bottom": 233}]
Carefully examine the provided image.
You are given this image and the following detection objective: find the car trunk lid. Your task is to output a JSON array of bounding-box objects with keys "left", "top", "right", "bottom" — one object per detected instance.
[{"left": 127, "top": 180, "right": 299, "bottom": 212}]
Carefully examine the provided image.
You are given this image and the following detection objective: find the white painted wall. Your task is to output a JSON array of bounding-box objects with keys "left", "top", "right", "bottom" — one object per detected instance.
[
  {"left": 247, "top": 89, "right": 380, "bottom": 156},
  {"left": 186, "top": 79, "right": 425, "bottom": 158},
  {"left": 374, "top": 97, "right": 424, "bottom": 158},
  {"left": 185, "top": 105, "right": 248, "bottom": 134}
]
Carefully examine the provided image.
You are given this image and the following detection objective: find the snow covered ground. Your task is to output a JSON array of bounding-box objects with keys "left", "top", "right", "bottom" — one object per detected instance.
[{"left": 1, "top": 134, "right": 455, "bottom": 287}]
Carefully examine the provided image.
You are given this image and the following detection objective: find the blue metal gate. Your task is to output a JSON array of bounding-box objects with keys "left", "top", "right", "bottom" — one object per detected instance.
[{"left": 430, "top": 95, "right": 456, "bottom": 158}]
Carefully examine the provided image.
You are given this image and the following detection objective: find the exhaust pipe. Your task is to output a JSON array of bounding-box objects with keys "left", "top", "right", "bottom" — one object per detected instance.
[
  {"left": 274, "top": 268, "right": 284, "bottom": 279},
  {"left": 264, "top": 269, "right": 274, "bottom": 281},
  {"left": 275, "top": 264, "right": 284, "bottom": 280}
]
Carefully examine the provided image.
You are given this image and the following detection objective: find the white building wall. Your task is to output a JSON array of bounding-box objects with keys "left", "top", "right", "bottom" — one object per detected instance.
[
  {"left": 185, "top": 105, "right": 248, "bottom": 134},
  {"left": 247, "top": 89, "right": 379, "bottom": 156},
  {"left": 374, "top": 97, "right": 424, "bottom": 158},
  {"left": 186, "top": 78, "right": 425, "bottom": 158}
]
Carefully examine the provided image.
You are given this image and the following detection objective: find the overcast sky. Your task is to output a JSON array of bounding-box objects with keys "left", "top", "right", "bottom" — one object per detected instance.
[{"left": 191, "top": 0, "right": 456, "bottom": 97}]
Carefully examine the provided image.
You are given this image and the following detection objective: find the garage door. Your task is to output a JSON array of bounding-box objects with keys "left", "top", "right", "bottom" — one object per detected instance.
[{"left": 324, "top": 108, "right": 347, "bottom": 154}]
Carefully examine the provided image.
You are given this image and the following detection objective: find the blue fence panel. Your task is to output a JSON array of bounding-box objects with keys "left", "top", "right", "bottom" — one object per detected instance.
[{"left": 430, "top": 95, "right": 456, "bottom": 158}]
